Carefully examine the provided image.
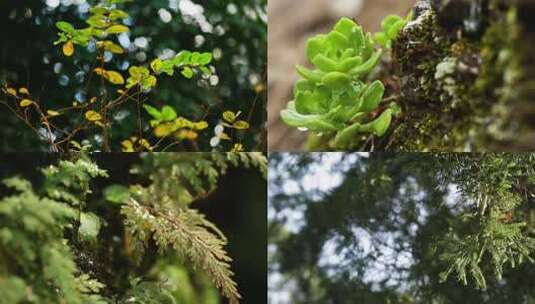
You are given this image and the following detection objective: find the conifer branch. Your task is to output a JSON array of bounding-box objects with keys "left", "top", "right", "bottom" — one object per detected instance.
[{"left": 122, "top": 198, "right": 241, "bottom": 303}]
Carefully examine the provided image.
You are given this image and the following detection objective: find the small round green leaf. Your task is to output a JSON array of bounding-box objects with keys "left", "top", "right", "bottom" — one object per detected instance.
[
  {"left": 369, "top": 109, "right": 393, "bottom": 137},
  {"left": 198, "top": 52, "right": 213, "bottom": 65},
  {"left": 181, "top": 67, "right": 194, "bottom": 79},
  {"left": 161, "top": 106, "right": 177, "bottom": 121},
  {"left": 56, "top": 21, "right": 74, "bottom": 33},
  {"left": 322, "top": 72, "right": 350, "bottom": 90},
  {"left": 359, "top": 80, "right": 385, "bottom": 112},
  {"left": 143, "top": 104, "right": 163, "bottom": 120}
]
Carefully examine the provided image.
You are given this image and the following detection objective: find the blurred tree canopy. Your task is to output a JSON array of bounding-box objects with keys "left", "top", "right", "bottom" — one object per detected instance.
[
  {"left": 0, "top": 152, "right": 267, "bottom": 303},
  {"left": 0, "top": 0, "right": 266, "bottom": 151},
  {"left": 269, "top": 153, "right": 535, "bottom": 303}
]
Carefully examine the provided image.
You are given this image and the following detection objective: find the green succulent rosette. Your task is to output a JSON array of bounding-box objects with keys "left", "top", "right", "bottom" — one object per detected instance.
[{"left": 280, "top": 17, "right": 400, "bottom": 149}]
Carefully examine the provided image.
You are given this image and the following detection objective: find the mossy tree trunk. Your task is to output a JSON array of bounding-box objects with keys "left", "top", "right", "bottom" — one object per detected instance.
[{"left": 363, "top": 0, "right": 535, "bottom": 151}]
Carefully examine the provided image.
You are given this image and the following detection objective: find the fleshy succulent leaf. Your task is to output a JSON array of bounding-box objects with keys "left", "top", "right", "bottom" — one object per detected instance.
[
  {"left": 366, "top": 109, "right": 393, "bottom": 137},
  {"left": 359, "top": 80, "right": 385, "bottom": 112},
  {"left": 295, "top": 65, "right": 324, "bottom": 83},
  {"left": 387, "top": 19, "right": 407, "bottom": 39},
  {"left": 306, "top": 36, "right": 326, "bottom": 62},
  {"left": 322, "top": 72, "right": 351, "bottom": 90},
  {"left": 280, "top": 102, "right": 338, "bottom": 132},
  {"left": 381, "top": 15, "right": 402, "bottom": 32}
]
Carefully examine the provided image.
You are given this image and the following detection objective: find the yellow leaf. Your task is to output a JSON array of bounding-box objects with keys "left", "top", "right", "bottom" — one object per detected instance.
[
  {"left": 231, "top": 143, "right": 244, "bottom": 152},
  {"left": 104, "top": 41, "right": 124, "bottom": 54},
  {"left": 63, "top": 41, "right": 74, "bottom": 56},
  {"left": 233, "top": 120, "right": 250, "bottom": 130},
  {"left": 150, "top": 58, "right": 162, "bottom": 73},
  {"left": 254, "top": 83, "right": 266, "bottom": 93},
  {"left": 144, "top": 75, "right": 157, "bottom": 88},
  {"left": 70, "top": 140, "right": 83, "bottom": 150},
  {"left": 109, "top": 9, "right": 129, "bottom": 20},
  {"left": 138, "top": 139, "right": 152, "bottom": 150},
  {"left": 194, "top": 121, "right": 208, "bottom": 130},
  {"left": 121, "top": 139, "right": 134, "bottom": 152},
  {"left": 5, "top": 87, "right": 17, "bottom": 96},
  {"left": 177, "top": 129, "right": 198, "bottom": 140},
  {"left": 106, "top": 25, "right": 129, "bottom": 34},
  {"left": 175, "top": 117, "right": 194, "bottom": 129},
  {"left": 90, "top": 97, "right": 97, "bottom": 103},
  {"left": 47, "top": 110, "right": 60, "bottom": 117},
  {"left": 19, "top": 87, "right": 29, "bottom": 95},
  {"left": 222, "top": 111, "right": 236, "bottom": 123},
  {"left": 85, "top": 110, "right": 102, "bottom": 121},
  {"left": 94, "top": 121, "right": 106, "bottom": 128},
  {"left": 220, "top": 132, "right": 231, "bottom": 140},
  {"left": 154, "top": 123, "right": 176, "bottom": 137},
  {"left": 19, "top": 99, "right": 33, "bottom": 107},
  {"left": 94, "top": 68, "right": 106, "bottom": 76},
  {"left": 105, "top": 71, "right": 125, "bottom": 85}
]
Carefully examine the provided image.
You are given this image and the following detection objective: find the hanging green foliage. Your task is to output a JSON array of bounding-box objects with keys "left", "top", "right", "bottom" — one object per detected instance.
[
  {"left": 435, "top": 154, "right": 535, "bottom": 290},
  {"left": 269, "top": 153, "right": 535, "bottom": 303}
]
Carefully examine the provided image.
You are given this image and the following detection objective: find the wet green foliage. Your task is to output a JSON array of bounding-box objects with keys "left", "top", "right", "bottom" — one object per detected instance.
[{"left": 0, "top": 158, "right": 108, "bottom": 304}]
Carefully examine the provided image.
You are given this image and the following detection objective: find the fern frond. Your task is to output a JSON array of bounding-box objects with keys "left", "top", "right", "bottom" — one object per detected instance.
[
  {"left": 122, "top": 198, "right": 241, "bottom": 303},
  {"left": 0, "top": 177, "right": 84, "bottom": 303},
  {"left": 213, "top": 152, "right": 267, "bottom": 177},
  {"left": 42, "top": 156, "right": 108, "bottom": 206}
]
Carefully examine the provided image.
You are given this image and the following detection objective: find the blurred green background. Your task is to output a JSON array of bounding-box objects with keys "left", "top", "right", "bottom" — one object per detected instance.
[{"left": 0, "top": 0, "right": 266, "bottom": 151}]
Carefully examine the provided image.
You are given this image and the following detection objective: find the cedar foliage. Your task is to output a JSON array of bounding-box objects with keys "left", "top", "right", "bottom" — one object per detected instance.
[
  {"left": 269, "top": 153, "right": 535, "bottom": 303},
  {"left": 435, "top": 154, "right": 535, "bottom": 289},
  {"left": 0, "top": 152, "right": 266, "bottom": 303}
]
